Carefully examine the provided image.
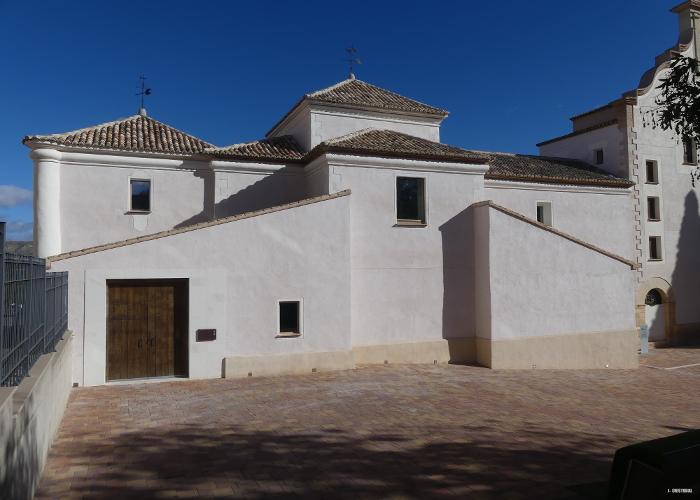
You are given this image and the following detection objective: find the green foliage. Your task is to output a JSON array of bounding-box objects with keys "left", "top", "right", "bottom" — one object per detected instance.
[{"left": 655, "top": 55, "right": 700, "bottom": 140}]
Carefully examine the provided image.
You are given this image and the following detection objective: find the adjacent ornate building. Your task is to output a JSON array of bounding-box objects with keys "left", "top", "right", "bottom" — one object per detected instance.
[{"left": 539, "top": 0, "right": 700, "bottom": 346}]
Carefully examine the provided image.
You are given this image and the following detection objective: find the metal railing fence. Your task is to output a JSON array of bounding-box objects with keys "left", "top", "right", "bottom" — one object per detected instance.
[{"left": 0, "top": 222, "right": 68, "bottom": 386}]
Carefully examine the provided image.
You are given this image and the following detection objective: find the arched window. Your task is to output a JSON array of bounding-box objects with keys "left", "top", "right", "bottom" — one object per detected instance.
[{"left": 645, "top": 289, "right": 663, "bottom": 306}]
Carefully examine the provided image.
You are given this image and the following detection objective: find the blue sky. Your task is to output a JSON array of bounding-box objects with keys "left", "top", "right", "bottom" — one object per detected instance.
[{"left": 0, "top": 0, "right": 682, "bottom": 240}]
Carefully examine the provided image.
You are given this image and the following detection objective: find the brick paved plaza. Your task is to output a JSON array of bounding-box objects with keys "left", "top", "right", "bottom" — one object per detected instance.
[{"left": 37, "top": 348, "right": 700, "bottom": 499}]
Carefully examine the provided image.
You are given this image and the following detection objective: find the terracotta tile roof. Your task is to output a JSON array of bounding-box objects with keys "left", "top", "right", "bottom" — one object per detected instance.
[
  {"left": 23, "top": 113, "right": 214, "bottom": 155},
  {"left": 307, "top": 129, "right": 488, "bottom": 164},
  {"left": 307, "top": 77, "right": 448, "bottom": 116},
  {"left": 267, "top": 76, "right": 448, "bottom": 136},
  {"left": 484, "top": 152, "right": 633, "bottom": 188},
  {"left": 205, "top": 135, "right": 305, "bottom": 162}
]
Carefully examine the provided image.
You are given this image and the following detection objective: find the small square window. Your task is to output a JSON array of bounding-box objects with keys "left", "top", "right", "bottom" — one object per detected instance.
[
  {"left": 396, "top": 177, "right": 426, "bottom": 225},
  {"left": 594, "top": 149, "right": 604, "bottom": 165},
  {"left": 278, "top": 301, "right": 301, "bottom": 336},
  {"left": 649, "top": 236, "right": 662, "bottom": 261},
  {"left": 536, "top": 201, "right": 552, "bottom": 227},
  {"left": 683, "top": 137, "right": 697, "bottom": 165},
  {"left": 647, "top": 197, "right": 660, "bottom": 221},
  {"left": 645, "top": 160, "right": 658, "bottom": 184},
  {"left": 130, "top": 179, "right": 151, "bottom": 212}
]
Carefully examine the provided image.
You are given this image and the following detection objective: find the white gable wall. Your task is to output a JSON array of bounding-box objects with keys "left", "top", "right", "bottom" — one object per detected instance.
[
  {"left": 268, "top": 102, "right": 443, "bottom": 150},
  {"left": 267, "top": 105, "right": 312, "bottom": 150},
  {"left": 539, "top": 124, "right": 626, "bottom": 179},
  {"left": 473, "top": 203, "right": 637, "bottom": 368},
  {"left": 309, "top": 105, "right": 441, "bottom": 147},
  {"left": 484, "top": 180, "right": 634, "bottom": 258},
  {"left": 50, "top": 193, "right": 351, "bottom": 386}
]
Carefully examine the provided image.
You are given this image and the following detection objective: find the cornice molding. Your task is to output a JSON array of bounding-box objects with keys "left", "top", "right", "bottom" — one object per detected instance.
[{"left": 323, "top": 153, "right": 488, "bottom": 175}]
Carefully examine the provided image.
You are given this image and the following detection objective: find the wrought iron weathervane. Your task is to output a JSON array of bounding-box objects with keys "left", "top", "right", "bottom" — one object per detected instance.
[
  {"left": 345, "top": 46, "right": 362, "bottom": 79},
  {"left": 136, "top": 75, "right": 152, "bottom": 115}
]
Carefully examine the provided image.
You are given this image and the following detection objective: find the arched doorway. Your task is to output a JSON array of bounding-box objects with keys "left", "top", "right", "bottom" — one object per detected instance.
[
  {"left": 644, "top": 289, "right": 666, "bottom": 342},
  {"left": 636, "top": 278, "right": 675, "bottom": 345}
]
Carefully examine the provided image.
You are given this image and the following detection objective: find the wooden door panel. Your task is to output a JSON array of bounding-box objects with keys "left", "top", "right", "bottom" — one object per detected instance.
[
  {"left": 160, "top": 286, "right": 175, "bottom": 376},
  {"left": 146, "top": 286, "right": 159, "bottom": 377},
  {"left": 149, "top": 285, "right": 175, "bottom": 377},
  {"left": 126, "top": 287, "right": 150, "bottom": 379},
  {"left": 107, "top": 286, "right": 128, "bottom": 381},
  {"left": 107, "top": 280, "right": 186, "bottom": 381}
]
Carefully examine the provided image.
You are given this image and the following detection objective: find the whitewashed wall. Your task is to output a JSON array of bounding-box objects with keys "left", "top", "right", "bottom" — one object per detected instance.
[
  {"left": 33, "top": 149, "right": 310, "bottom": 257},
  {"left": 322, "top": 154, "right": 487, "bottom": 347},
  {"left": 305, "top": 160, "right": 330, "bottom": 198},
  {"left": 269, "top": 102, "right": 443, "bottom": 150},
  {"left": 34, "top": 151, "right": 211, "bottom": 255},
  {"left": 51, "top": 194, "right": 351, "bottom": 386},
  {"left": 267, "top": 106, "right": 312, "bottom": 150},
  {"left": 309, "top": 106, "right": 441, "bottom": 146},
  {"left": 474, "top": 204, "right": 635, "bottom": 340},
  {"left": 484, "top": 180, "right": 634, "bottom": 258},
  {"left": 539, "top": 123, "right": 625, "bottom": 178},
  {"left": 210, "top": 163, "right": 306, "bottom": 219}
]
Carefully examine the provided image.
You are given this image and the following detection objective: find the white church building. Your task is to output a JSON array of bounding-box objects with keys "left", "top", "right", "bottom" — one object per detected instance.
[{"left": 22, "top": 2, "right": 700, "bottom": 386}]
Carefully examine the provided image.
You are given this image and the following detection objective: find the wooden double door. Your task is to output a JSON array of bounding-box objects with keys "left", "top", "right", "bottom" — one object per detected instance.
[{"left": 107, "top": 280, "right": 188, "bottom": 381}]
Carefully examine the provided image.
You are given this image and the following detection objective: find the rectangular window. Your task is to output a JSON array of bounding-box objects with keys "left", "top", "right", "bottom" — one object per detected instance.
[
  {"left": 649, "top": 236, "right": 662, "bottom": 261},
  {"left": 594, "top": 149, "right": 604, "bottom": 165},
  {"left": 645, "top": 160, "right": 658, "bottom": 184},
  {"left": 683, "top": 137, "right": 697, "bottom": 164},
  {"left": 647, "top": 197, "right": 660, "bottom": 221},
  {"left": 130, "top": 179, "right": 151, "bottom": 212},
  {"left": 278, "top": 301, "right": 301, "bottom": 336},
  {"left": 396, "top": 177, "right": 426, "bottom": 225},
  {"left": 536, "top": 201, "right": 552, "bottom": 227}
]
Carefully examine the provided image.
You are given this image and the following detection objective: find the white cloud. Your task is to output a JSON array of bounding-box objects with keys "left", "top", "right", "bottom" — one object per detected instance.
[
  {"left": 0, "top": 185, "right": 32, "bottom": 208},
  {"left": 5, "top": 221, "right": 33, "bottom": 241}
]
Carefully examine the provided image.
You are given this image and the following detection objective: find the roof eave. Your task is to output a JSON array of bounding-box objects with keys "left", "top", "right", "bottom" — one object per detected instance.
[
  {"left": 536, "top": 120, "right": 620, "bottom": 148},
  {"left": 22, "top": 140, "right": 208, "bottom": 160},
  {"left": 304, "top": 145, "right": 487, "bottom": 166},
  {"left": 203, "top": 152, "right": 306, "bottom": 164},
  {"left": 484, "top": 172, "right": 634, "bottom": 188}
]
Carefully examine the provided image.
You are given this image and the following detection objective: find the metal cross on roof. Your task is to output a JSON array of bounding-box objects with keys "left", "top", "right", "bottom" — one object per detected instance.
[
  {"left": 136, "top": 75, "right": 152, "bottom": 116},
  {"left": 345, "top": 46, "right": 362, "bottom": 79}
]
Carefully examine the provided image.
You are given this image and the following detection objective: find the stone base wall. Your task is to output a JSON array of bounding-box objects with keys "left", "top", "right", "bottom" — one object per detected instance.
[
  {"left": 224, "top": 350, "right": 356, "bottom": 379},
  {"left": 0, "top": 332, "right": 73, "bottom": 500},
  {"left": 223, "top": 338, "right": 477, "bottom": 379},
  {"left": 477, "top": 330, "right": 639, "bottom": 369},
  {"left": 223, "top": 332, "right": 640, "bottom": 379},
  {"left": 352, "top": 338, "right": 476, "bottom": 366}
]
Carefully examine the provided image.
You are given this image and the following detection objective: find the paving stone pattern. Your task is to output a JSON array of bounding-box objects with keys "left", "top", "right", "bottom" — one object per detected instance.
[{"left": 37, "top": 348, "right": 700, "bottom": 499}]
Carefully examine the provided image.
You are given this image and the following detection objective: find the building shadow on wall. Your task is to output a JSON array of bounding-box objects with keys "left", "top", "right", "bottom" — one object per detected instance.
[
  {"left": 664, "top": 190, "right": 700, "bottom": 344},
  {"left": 174, "top": 167, "right": 304, "bottom": 229},
  {"left": 438, "top": 206, "right": 477, "bottom": 363},
  {"left": 37, "top": 422, "right": 614, "bottom": 499}
]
